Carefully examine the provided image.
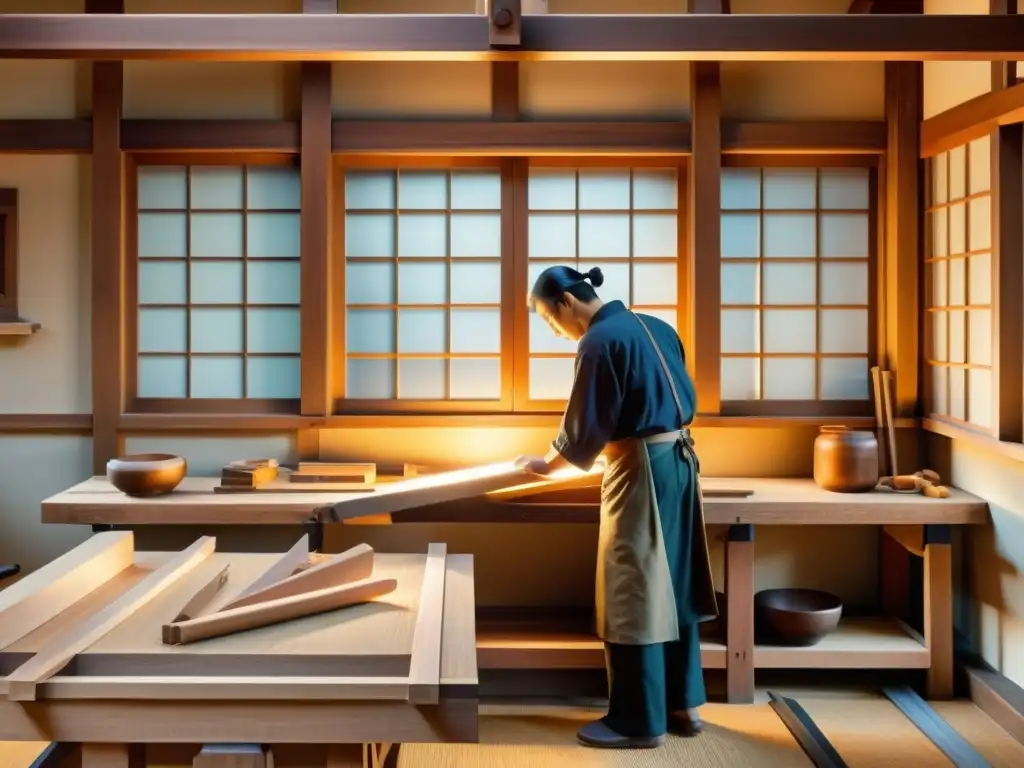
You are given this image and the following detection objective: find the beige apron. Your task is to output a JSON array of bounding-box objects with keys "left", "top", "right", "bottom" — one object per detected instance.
[{"left": 594, "top": 313, "right": 719, "bottom": 646}]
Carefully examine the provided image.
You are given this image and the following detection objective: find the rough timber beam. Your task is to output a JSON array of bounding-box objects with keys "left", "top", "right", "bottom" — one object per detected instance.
[{"left": 0, "top": 14, "right": 1023, "bottom": 61}]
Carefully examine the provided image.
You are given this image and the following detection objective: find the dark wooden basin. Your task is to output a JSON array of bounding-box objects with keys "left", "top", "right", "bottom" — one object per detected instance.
[{"left": 754, "top": 588, "right": 842, "bottom": 647}]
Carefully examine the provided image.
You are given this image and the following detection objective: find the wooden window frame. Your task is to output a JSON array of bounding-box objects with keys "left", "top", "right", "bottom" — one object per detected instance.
[
  {"left": 330, "top": 155, "right": 516, "bottom": 415},
  {"left": 125, "top": 152, "right": 303, "bottom": 415},
  {"left": 511, "top": 156, "right": 690, "bottom": 414},
  {"left": 923, "top": 128, "right": 1024, "bottom": 442},
  {"left": 0, "top": 188, "right": 17, "bottom": 323},
  {"left": 717, "top": 154, "right": 880, "bottom": 419}
]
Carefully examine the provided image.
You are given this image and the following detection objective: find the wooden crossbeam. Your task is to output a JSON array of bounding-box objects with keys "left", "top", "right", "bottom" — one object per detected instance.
[{"left": 0, "top": 14, "right": 1022, "bottom": 60}]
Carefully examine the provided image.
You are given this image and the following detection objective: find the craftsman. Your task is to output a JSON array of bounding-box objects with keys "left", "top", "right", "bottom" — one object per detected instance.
[{"left": 515, "top": 265, "right": 718, "bottom": 750}]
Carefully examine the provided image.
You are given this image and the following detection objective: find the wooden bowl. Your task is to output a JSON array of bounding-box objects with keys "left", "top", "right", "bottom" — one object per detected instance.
[
  {"left": 107, "top": 453, "right": 186, "bottom": 497},
  {"left": 754, "top": 588, "right": 842, "bottom": 647}
]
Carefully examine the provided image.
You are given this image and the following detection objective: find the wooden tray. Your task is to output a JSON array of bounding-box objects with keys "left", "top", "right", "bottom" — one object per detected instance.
[{"left": 0, "top": 534, "right": 456, "bottom": 706}]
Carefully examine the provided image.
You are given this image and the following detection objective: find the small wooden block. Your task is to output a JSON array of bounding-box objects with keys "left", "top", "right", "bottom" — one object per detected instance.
[{"left": 194, "top": 744, "right": 271, "bottom": 768}]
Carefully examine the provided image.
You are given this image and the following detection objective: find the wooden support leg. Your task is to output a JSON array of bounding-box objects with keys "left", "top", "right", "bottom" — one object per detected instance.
[
  {"left": 193, "top": 745, "right": 271, "bottom": 768},
  {"left": 725, "top": 524, "right": 755, "bottom": 704},
  {"left": 81, "top": 745, "right": 130, "bottom": 768},
  {"left": 924, "top": 525, "right": 954, "bottom": 700},
  {"left": 880, "top": 527, "right": 911, "bottom": 620}
]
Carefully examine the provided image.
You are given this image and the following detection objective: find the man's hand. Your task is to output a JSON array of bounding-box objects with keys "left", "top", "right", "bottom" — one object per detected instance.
[{"left": 514, "top": 455, "right": 551, "bottom": 475}]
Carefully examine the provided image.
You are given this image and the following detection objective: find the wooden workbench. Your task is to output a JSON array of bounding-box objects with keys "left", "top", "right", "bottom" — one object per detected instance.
[
  {"left": 0, "top": 543, "right": 478, "bottom": 768},
  {"left": 41, "top": 476, "right": 987, "bottom": 526},
  {"left": 37, "top": 476, "right": 989, "bottom": 707}
]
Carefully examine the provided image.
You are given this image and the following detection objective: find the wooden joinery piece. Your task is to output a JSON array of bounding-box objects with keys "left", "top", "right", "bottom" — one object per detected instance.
[
  {"left": 221, "top": 542, "right": 373, "bottom": 611},
  {"left": 163, "top": 575, "right": 398, "bottom": 645},
  {"left": 0, "top": 531, "right": 134, "bottom": 650},
  {"left": 407, "top": 543, "right": 448, "bottom": 705},
  {"left": 5, "top": 536, "right": 216, "bottom": 701},
  {"left": 489, "top": 0, "right": 521, "bottom": 47},
  {"left": 223, "top": 535, "right": 310, "bottom": 609},
  {"left": 172, "top": 564, "right": 231, "bottom": 622}
]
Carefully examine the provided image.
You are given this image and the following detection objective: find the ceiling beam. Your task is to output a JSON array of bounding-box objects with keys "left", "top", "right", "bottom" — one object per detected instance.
[
  {"left": 849, "top": 0, "right": 922, "bottom": 11},
  {"left": 0, "top": 13, "right": 1022, "bottom": 60}
]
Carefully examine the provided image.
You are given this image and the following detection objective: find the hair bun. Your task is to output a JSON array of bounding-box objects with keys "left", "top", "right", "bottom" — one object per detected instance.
[{"left": 586, "top": 267, "right": 605, "bottom": 288}]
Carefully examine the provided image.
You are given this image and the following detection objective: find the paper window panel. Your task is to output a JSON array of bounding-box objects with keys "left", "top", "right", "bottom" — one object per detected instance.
[
  {"left": 525, "top": 166, "right": 681, "bottom": 402},
  {"left": 718, "top": 166, "right": 873, "bottom": 405},
  {"left": 343, "top": 167, "right": 504, "bottom": 402},
  {"left": 923, "top": 141, "right": 995, "bottom": 427},
  {"left": 135, "top": 163, "right": 303, "bottom": 401}
]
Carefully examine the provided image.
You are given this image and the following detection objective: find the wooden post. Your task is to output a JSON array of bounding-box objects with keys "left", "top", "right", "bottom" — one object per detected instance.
[
  {"left": 725, "top": 524, "right": 754, "bottom": 703},
  {"left": 193, "top": 745, "right": 271, "bottom": 768},
  {"left": 689, "top": 62, "right": 722, "bottom": 416},
  {"left": 88, "top": 0, "right": 125, "bottom": 474},
  {"left": 882, "top": 61, "right": 922, "bottom": 421},
  {"left": 924, "top": 526, "right": 954, "bottom": 699},
  {"left": 298, "top": 0, "right": 334, "bottom": 457},
  {"left": 81, "top": 745, "right": 130, "bottom": 768}
]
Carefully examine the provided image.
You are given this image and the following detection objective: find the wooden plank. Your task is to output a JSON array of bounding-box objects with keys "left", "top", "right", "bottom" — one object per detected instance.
[
  {"left": 221, "top": 542, "right": 370, "bottom": 611},
  {"left": 322, "top": 463, "right": 586, "bottom": 521},
  {"left": 39, "top": 675, "right": 410, "bottom": 701},
  {"left": 333, "top": 120, "right": 690, "bottom": 154},
  {"left": 407, "top": 544, "right": 447, "bottom": 705},
  {"left": 3, "top": 14, "right": 1024, "bottom": 60},
  {"left": 171, "top": 564, "right": 230, "bottom": 622},
  {"left": 223, "top": 536, "right": 309, "bottom": 609},
  {"left": 4, "top": 537, "right": 216, "bottom": 701},
  {"left": 0, "top": 531, "right": 135, "bottom": 651},
  {"left": 163, "top": 575, "right": 398, "bottom": 645},
  {"left": 440, "top": 555, "right": 478, "bottom": 693}
]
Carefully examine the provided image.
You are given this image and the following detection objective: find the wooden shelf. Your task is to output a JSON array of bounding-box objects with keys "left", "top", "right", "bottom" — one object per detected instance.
[
  {"left": 476, "top": 624, "right": 727, "bottom": 670},
  {"left": 754, "top": 618, "right": 928, "bottom": 670},
  {"left": 0, "top": 320, "right": 39, "bottom": 336}
]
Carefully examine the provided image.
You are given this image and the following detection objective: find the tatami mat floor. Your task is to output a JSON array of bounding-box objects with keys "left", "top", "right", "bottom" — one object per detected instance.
[{"left": 399, "top": 689, "right": 1024, "bottom": 768}]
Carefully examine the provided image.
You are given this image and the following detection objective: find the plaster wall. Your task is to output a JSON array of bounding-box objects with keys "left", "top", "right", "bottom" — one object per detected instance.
[{"left": 0, "top": 8, "right": 881, "bottom": 611}]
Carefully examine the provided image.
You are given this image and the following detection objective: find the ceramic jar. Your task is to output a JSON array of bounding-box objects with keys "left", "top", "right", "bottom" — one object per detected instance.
[{"left": 813, "top": 426, "right": 880, "bottom": 493}]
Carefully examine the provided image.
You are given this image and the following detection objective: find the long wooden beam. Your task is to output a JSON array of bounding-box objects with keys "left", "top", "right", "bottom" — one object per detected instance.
[
  {"left": 920, "top": 80, "right": 1024, "bottom": 158},
  {"left": 332, "top": 121, "right": 690, "bottom": 154},
  {"left": 0, "top": 118, "right": 887, "bottom": 155},
  {"left": 1, "top": 14, "right": 1024, "bottom": 60}
]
